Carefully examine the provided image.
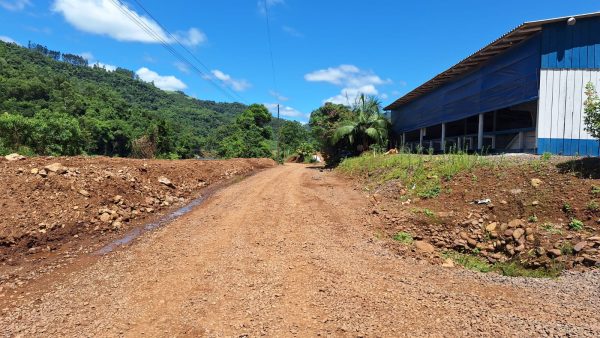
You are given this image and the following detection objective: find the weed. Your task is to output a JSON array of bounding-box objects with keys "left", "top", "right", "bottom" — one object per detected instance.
[
  {"left": 445, "top": 251, "right": 563, "bottom": 278},
  {"left": 562, "top": 202, "right": 573, "bottom": 214},
  {"left": 443, "top": 251, "right": 491, "bottom": 273},
  {"left": 541, "top": 152, "right": 552, "bottom": 161},
  {"left": 540, "top": 223, "right": 563, "bottom": 235},
  {"left": 586, "top": 200, "right": 600, "bottom": 212},
  {"left": 494, "top": 261, "right": 563, "bottom": 278},
  {"left": 418, "top": 185, "right": 441, "bottom": 199},
  {"left": 337, "top": 152, "right": 492, "bottom": 200},
  {"left": 422, "top": 208, "right": 435, "bottom": 217},
  {"left": 592, "top": 185, "right": 600, "bottom": 196},
  {"left": 569, "top": 218, "right": 584, "bottom": 231},
  {"left": 560, "top": 241, "right": 574, "bottom": 255},
  {"left": 393, "top": 231, "right": 414, "bottom": 244},
  {"left": 528, "top": 215, "right": 538, "bottom": 223}
]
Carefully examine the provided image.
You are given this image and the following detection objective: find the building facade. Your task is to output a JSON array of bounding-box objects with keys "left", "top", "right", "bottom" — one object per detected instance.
[{"left": 386, "top": 13, "right": 600, "bottom": 156}]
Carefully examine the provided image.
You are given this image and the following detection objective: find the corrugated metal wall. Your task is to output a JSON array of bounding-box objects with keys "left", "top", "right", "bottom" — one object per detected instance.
[
  {"left": 541, "top": 17, "right": 600, "bottom": 69},
  {"left": 537, "top": 69, "right": 600, "bottom": 155}
]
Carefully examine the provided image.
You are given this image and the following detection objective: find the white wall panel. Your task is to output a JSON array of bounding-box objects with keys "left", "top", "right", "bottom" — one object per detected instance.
[{"left": 538, "top": 69, "right": 600, "bottom": 142}]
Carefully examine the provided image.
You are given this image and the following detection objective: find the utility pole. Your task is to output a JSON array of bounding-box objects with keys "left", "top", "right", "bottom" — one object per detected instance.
[{"left": 276, "top": 104, "right": 280, "bottom": 163}]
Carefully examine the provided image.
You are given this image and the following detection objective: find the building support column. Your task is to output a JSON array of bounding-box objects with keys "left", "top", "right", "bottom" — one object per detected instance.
[
  {"left": 518, "top": 131, "right": 525, "bottom": 150},
  {"left": 477, "top": 113, "right": 484, "bottom": 151},
  {"left": 441, "top": 123, "right": 446, "bottom": 153},
  {"left": 402, "top": 132, "right": 406, "bottom": 149},
  {"left": 419, "top": 128, "right": 424, "bottom": 148}
]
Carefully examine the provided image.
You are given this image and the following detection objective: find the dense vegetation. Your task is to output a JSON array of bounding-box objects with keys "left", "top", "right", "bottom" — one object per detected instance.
[
  {"left": 0, "top": 40, "right": 250, "bottom": 158},
  {"left": 584, "top": 82, "right": 600, "bottom": 141},
  {"left": 309, "top": 95, "right": 390, "bottom": 165}
]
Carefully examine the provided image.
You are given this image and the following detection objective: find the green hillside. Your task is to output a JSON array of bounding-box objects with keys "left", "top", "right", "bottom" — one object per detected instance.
[{"left": 0, "top": 40, "right": 248, "bottom": 158}]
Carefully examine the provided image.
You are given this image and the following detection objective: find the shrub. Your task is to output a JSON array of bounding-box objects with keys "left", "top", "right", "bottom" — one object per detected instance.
[
  {"left": 393, "top": 232, "right": 413, "bottom": 244},
  {"left": 587, "top": 200, "right": 600, "bottom": 212},
  {"left": 569, "top": 219, "right": 584, "bottom": 231}
]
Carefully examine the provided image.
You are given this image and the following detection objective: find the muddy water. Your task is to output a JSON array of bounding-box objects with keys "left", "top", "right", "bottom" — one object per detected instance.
[{"left": 95, "top": 173, "right": 252, "bottom": 255}]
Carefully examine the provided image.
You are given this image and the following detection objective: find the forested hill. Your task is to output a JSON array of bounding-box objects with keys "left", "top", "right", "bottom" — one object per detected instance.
[{"left": 0, "top": 40, "right": 248, "bottom": 158}]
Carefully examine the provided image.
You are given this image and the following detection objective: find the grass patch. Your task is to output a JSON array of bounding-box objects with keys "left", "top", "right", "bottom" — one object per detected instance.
[
  {"left": 337, "top": 152, "right": 492, "bottom": 199},
  {"left": 393, "top": 231, "right": 414, "bottom": 244},
  {"left": 587, "top": 200, "right": 599, "bottom": 212},
  {"left": 443, "top": 251, "right": 492, "bottom": 273},
  {"left": 540, "top": 223, "right": 563, "bottom": 235},
  {"left": 569, "top": 218, "right": 584, "bottom": 231},
  {"left": 444, "top": 251, "right": 563, "bottom": 278},
  {"left": 494, "top": 261, "right": 563, "bottom": 278}
]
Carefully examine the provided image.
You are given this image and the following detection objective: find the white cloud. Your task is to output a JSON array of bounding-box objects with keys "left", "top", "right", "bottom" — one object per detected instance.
[
  {"left": 79, "top": 52, "right": 117, "bottom": 72},
  {"left": 211, "top": 69, "right": 251, "bottom": 92},
  {"left": 0, "top": 35, "right": 17, "bottom": 44},
  {"left": 265, "top": 103, "right": 307, "bottom": 121},
  {"left": 136, "top": 67, "right": 187, "bottom": 91},
  {"left": 0, "top": 0, "right": 31, "bottom": 11},
  {"left": 79, "top": 51, "right": 94, "bottom": 61},
  {"left": 305, "top": 64, "right": 392, "bottom": 104},
  {"left": 282, "top": 25, "right": 303, "bottom": 38},
  {"left": 52, "top": 0, "right": 206, "bottom": 46},
  {"left": 173, "top": 28, "right": 206, "bottom": 47},
  {"left": 174, "top": 61, "right": 190, "bottom": 74},
  {"left": 92, "top": 62, "right": 117, "bottom": 72},
  {"left": 269, "top": 90, "right": 288, "bottom": 102}
]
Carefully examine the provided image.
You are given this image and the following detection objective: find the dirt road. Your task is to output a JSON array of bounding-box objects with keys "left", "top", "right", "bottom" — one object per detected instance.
[{"left": 2, "top": 164, "right": 600, "bottom": 337}]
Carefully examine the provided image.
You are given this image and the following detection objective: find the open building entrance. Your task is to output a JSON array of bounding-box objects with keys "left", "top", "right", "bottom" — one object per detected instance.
[{"left": 400, "top": 100, "right": 538, "bottom": 153}]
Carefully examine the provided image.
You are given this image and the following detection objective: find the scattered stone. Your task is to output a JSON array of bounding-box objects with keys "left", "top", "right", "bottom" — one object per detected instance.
[
  {"left": 38, "top": 169, "right": 48, "bottom": 178},
  {"left": 508, "top": 219, "right": 523, "bottom": 228},
  {"left": 509, "top": 189, "right": 522, "bottom": 195},
  {"left": 485, "top": 222, "right": 497, "bottom": 232},
  {"left": 99, "top": 213, "right": 111, "bottom": 223},
  {"left": 441, "top": 258, "right": 454, "bottom": 268},
  {"left": 548, "top": 249, "right": 562, "bottom": 258},
  {"left": 4, "top": 153, "right": 26, "bottom": 161},
  {"left": 414, "top": 241, "right": 435, "bottom": 254},
  {"left": 531, "top": 178, "right": 543, "bottom": 188},
  {"left": 526, "top": 234, "right": 535, "bottom": 242},
  {"left": 30, "top": 168, "right": 39, "bottom": 175},
  {"left": 574, "top": 241, "right": 588, "bottom": 253},
  {"left": 158, "top": 176, "right": 175, "bottom": 188},
  {"left": 79, "top": 190, "right": 90, "bottom": 197},
  {"left": 44, "top": 163, "right": 67, "bottom": 174},
  {"left": 532, "top": 200, "right": 540, "bottom": 206},
  {"left": 113, "top": 195, "right": 123, "bottom": 204}
]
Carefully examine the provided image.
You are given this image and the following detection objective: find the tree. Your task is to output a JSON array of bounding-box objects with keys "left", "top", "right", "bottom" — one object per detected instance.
[
  {"left": 216, "top": 104, "right": 273, "bottom": 158},
  {"left": 333, "top": 94, "right": 390, "bottom": 152},
  {"left": 584, "top": 82, "right": 600, "bottom": 140},
  {"left": 279, "top": 120, "right": 310, "bottom": 157},
  {"left": 308, "top": 102, "right": 354, "bottom": 164}
]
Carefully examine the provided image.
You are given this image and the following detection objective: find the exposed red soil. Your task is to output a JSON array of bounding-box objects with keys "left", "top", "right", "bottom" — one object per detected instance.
[
  {"left": 365, "top": 157, "right": 600, "bottom": 271},
  {"left": 0, "top": 156, "right": 275, "bottom": 288}
]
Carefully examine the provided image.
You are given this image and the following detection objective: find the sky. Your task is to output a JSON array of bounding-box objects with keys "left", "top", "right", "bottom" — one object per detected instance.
[{"left": 1, "top": 0, "right": 599, "bottom": 123}]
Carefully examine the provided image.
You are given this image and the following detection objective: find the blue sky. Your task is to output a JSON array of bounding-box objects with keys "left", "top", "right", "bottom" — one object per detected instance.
[{"left": 1, "top": 0, "right": 599, "bottom": 122}]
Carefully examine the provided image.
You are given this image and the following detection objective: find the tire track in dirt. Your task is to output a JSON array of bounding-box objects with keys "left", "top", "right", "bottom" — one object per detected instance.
[{"left": 1, "top": 164, "right": 600, "bottom": 337}]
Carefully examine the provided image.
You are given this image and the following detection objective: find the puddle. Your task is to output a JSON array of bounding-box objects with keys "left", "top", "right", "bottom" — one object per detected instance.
[
  {"left": 95, "top": 194, "right": 210, "bottom": 255},
  {"left": 94, "top": 171, "right": 259, "bottom": 256}
]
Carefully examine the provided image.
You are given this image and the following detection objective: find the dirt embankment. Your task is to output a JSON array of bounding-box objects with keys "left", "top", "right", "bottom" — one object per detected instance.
[
  {"left": 0, "top": 156, "right": 275, "bottom": 285},
  {"left": 360, "top": 157, "right": 600, "bottom": 273}
]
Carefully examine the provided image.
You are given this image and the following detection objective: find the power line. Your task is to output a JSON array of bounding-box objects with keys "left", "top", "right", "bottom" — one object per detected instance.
[
  {"left": 262, "top": 0, "right": 278, "bottom": 93},
  {"left": 107, "top": 0, "right": 247, "bottom": 103}
]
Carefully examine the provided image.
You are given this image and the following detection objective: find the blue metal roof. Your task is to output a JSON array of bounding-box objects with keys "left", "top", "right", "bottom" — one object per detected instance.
[{"left": 385, "top": 12, "right": 600, "bottom": 111}]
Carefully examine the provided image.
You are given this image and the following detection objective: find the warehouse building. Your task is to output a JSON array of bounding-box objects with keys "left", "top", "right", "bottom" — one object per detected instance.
[{"left": 386, "top": 12, "right": 600, "bottom": 156}]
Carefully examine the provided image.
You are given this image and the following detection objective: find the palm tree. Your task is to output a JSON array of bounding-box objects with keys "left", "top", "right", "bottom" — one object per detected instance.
[{"left": 332, "top": 94, "right": 390, "bottom": 152}]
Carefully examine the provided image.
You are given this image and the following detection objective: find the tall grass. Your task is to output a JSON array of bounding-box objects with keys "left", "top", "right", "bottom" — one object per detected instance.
[{"left": 337, "top": 150, "right": 493, "bottom": 198}]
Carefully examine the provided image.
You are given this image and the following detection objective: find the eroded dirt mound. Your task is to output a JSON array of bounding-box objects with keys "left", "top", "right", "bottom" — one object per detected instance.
[
  {"left": 367, "top": 158, "right": 600, "bottom": 272},
  {"left": 0, "top": 156, "right": 275, "bottom": 263}
]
